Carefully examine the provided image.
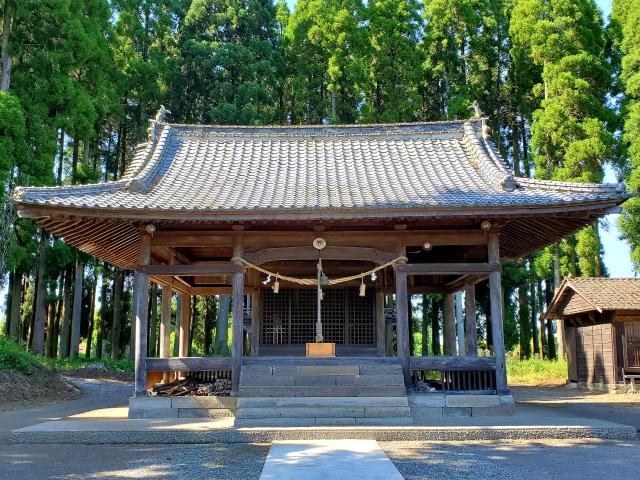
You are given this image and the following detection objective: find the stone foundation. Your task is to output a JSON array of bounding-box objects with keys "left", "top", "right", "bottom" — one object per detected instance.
[
  {"left": 409, "top": 394, "right": 516, "bottom": 420},
  {"left": 128, "top": 396, "right": 236, "bottom": 419}
]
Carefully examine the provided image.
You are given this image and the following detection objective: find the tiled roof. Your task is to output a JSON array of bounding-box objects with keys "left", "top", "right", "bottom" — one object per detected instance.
[
  {"left": 13, "top": 120, "right": 628, "bottom": 218},
  {"left": 564, "top": 277, "right": 640, "bottom": 311}
]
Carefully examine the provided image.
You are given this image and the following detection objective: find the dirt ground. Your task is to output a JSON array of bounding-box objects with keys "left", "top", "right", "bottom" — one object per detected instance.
[
  {"left": 0, "top": 369, "right": 79, "bottom": 409},
  {"left": 511, "top": 385, "right": 640, "bottom": 428}
]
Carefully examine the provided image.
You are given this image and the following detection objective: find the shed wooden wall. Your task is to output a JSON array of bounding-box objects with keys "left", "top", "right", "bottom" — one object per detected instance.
[{"left": 575, "top": 323, "right": 615, "bottom": 386}]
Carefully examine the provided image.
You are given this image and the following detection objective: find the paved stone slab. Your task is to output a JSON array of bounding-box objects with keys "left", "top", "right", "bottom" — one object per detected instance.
[
  {"left": 445, "top": 394, "right": 501, "bottom": 408},
  {"left": 128, "top": 397, "right": 171, "bottom": 409},
  {"left": 259, "top": 440, "right": 404, "bottom": 480},
  {"left": 171, "top": 396, "right": 236, "bottom": 409},
  {"left": 177, "top": 408, "right": 233, "bottom": 418},
  {"left": 408, "top": 395, "right": 445, "bottom": 408},
  {"left": 444, "top": 407, "right": 472, "bottom": 417},
  {"left": 237, "top": 407, "right": 366, "bottom": 419},
  {"left": 298, "top": 365, "right": 359, "bottom": 376},
  {"left": 272, "top": 397, "right": 409, "bottom": 408}
]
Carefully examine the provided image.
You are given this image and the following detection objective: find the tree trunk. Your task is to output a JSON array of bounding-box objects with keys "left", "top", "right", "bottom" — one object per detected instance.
[
  {"left": 545, "top": 278, "right": 556, "bottom": 359},
  {"left": 111, "top": 269, "right": 123, "bottom": 359},
  {"left": 70, "top": 258, "right": 84, "bottom": 358},
  {"left": 8, "top": 270, "right": 22, "bottom": 339},
  {"left": 552, "top": 245, "right": 565, "bottom": 358},
  {"left": 189, "top": 296, "right": 198, "bottom": 356},
  {"left": 85, "top": 268, "right": 98, "bottom": 358},
  {"left": 59, "top": 264, "right": 73, "bottom": 358},
  {"left": 421, "top": 294, "right": 429, "bottom": 356},
  {"left": 0, "top": 0, "right": 15, "bottom": 92},
  {"left": 4, "top": 270, "right": 13, "bottom": 337},
  {"left": 53, "top": 283, "right": 63, "bottom": 358},
  {"left": 431, "top": 297, "right": 441, "bottom": 356},
  {"left": 71, "top": 137, "right": 80, "bottom": 184},
  {"left": 216, "top": 295, "right": 230, "bottom": 354},
  {"left": 408, "top": 294, "right": 414, "bottom": 356},
  {"left": 530, "top": 268, "right": 539, "bottom": 356},
  {"left": 518, "top": 284, "right": 530, "bottom": 359},
  {"left": 538, "top": 279, "right": 547, "bottom": 358},
  {"left": 31, "top": 230, "right": 48, "bottom": 355},
  {"left": 96, "top": 271, "right": 108, "bottom": 359},
  {"left": 57, "top": 128, "right": 65, "bottom": 184},
  {"left": 204, "top": 296, "right": 216, "bottom": 355}
]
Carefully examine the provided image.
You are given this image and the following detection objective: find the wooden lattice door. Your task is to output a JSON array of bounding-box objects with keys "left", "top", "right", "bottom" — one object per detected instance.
[
  {"left": 623, "top": 322, "right": 640, "bottom": 369},
  {"left": 260, "top": 287, "right": 375, "bottom": 346}
]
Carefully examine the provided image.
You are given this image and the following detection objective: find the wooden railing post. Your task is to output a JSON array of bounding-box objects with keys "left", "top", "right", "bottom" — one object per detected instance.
[
  {"left": 134, "top": 232, "right": 151, "bottom": 396},
  {"left": 231, "top": 235, "right": 244, "bottom": 394},
  {"left": 488, "top": 231, "right": 509, "bottom": 394}
]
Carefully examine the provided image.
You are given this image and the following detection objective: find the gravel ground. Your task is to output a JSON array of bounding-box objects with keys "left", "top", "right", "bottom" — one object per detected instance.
[
  {"left": 0, "top": 443, "right": 269, "bottom": 480},
  {"left": 382, "top": 439, "right": 640, "bottom": 480}
]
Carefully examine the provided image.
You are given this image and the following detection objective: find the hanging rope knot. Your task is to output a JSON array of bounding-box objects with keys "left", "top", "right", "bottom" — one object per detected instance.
[{"left": 231, "top": 255, "right": 409, "bottom": 286}]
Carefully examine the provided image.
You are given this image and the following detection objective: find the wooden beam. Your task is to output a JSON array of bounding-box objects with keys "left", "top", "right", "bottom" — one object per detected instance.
[
  {"left": 134, "top": 232, "right": 151, "bottom": 396},
  {"left": 488, "top": 232, "right": 509, "bottom": 394},
  {"left": 150, "top": 229, "right": 489, "bottom": 247},
  {"left": 395, "top": 263, "right": 499, "bottom": 275},
  {"left": 138, "top": 262, "right": 242, "bottom": 275},
  {"left": 146, "top": 356, "right": 232, "bottom": 372},
  {"left": 244, "top": 246, "right": 396, "bottom": 265},
  {"left": 410, "top": 355, "right": 496, "bottom": 371}
]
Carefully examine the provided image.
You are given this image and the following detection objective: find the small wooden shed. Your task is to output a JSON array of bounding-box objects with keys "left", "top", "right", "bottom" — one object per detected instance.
[{"left": 544, "top": 277, "right": 640, "bottom": 391}]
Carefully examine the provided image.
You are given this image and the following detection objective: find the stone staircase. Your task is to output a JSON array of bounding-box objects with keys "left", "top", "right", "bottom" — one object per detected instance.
[{"left": 234, "top": 357, "right": 411, "bottom": 427}]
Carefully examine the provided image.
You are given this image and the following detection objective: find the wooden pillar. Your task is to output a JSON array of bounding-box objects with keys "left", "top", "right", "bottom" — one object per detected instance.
[
  {"left": 134, "top": 232, "right": 151, "bottom": 396},
  {"left": 376, "top": 289, "right": 385, "bottom": 356},
  {"left": 488, "top": 232, "right": 509, "bottom": 394},
  {"left": 464, "top": 283, "right": 478, "bottom": 355},
  {"left": 179, "top": 293, "right": 190, "bottom": 358},
  {"left": 455, "top": 291, "right": 465, "bottom": 355},
  {"left": 251, "top": 287, "right": 262, "bottom": 356},
  {"left": 443, "top": 292, "right": 457, "bottom": 355},
  {"left": 231, "top": 236, "right": 244, "bottom": 394},
  {"left": 394, "top": 267, "right": 411, "bottom": 389},
  {"left": 160, "top": 284, "right": 171, "bottom": 359}
]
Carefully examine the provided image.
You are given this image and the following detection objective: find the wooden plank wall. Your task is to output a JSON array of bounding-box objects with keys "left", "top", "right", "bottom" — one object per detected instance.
[{"left": 576, "top": 323, "right": 615, "bottom": 386}]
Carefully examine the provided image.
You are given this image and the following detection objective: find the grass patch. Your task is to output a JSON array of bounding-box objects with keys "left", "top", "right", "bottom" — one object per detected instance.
[
  {"left": 507, "top": 356, "right": 567, "bottom": 386},
  {"left": 0, "top": 337, "right": 43, "bottom": 375},
  {"left": 44, "top": 356, "right": 134, "bottom": 373}
]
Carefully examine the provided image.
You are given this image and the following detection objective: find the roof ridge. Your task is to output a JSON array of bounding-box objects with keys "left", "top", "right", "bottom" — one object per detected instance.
[
  {"left": 515, "top": 176, "right": 627, "bottom": 194},
  {"left": 462, "top": 122, "right": 516, "bottom": 192},
  {"left": 159, "top": 118, "right": 484, "bottom": 130},
  {"left": 124, "top": 124, "right": 173, "bottom": 194}
]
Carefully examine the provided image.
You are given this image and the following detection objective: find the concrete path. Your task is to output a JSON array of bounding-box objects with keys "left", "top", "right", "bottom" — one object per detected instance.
[{"left": 260, "top": 440, "right": 404, "bottom": 480}]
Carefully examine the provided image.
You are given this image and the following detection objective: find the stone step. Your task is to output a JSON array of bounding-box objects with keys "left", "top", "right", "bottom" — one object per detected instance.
[
  {"left": 237, "top": 396, "right": 409, "bottom": 408},
  {"left": 234, "top": 416, "right": 413, "bottom": 428},
  {"left": 236, "top": 406, "right": 410, "bottom": 419},
  {"left": 237, "top": 385, "right": 406, "bottom": 397},
  {"left": 239, "top": 374, "right": 404, "bottom": 387},
  {"left": 240, "top": 364, "right": 403, "bottom": 377}
]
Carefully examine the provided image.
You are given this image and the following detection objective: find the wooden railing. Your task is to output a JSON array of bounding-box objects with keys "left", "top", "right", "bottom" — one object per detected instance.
[
  {"left": 410, "top": 355, "right": 497, "bottom": 393},
  {"left": 145, "top": 356, "right": 232, "bottom": 372}
]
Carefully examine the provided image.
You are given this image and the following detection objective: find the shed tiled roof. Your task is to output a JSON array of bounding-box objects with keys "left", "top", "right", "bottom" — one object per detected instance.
[
  {"left": 13, "top": 120, "right": 627, "bottom": 218},
  {"left": 561, "top": 277, "right": 640, "bottom": 312}
]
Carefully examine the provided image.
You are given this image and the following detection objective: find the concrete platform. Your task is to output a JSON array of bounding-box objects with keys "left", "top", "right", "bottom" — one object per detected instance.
[
  {"left": 259, "top": 440, "right": 404, "bottom": 480},
  {"left": 9, "top": 404, "right": 637, "bottom": 444}
]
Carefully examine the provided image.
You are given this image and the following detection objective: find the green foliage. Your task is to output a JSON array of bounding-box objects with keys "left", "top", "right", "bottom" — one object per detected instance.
[
  {"left": 359, "top": 0, "right": 423, "bottom": 122},
  {"left": 171, "top": 0, "right": 284, "bottom": 125},
  {"left": 0, "top": 337, "right": 43, "bottom": 375},
  {"left": 285, "top": 0, "right": 365, "bottom": 123},
  {"left": 506, "top": 355, "right": 567, "bottom": 385},
  {"left": 45, "top": 356, "right": 134, "bottom": 373},
  {"left": 614, "top": 0, "right": 640, "bottom": 271}
]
